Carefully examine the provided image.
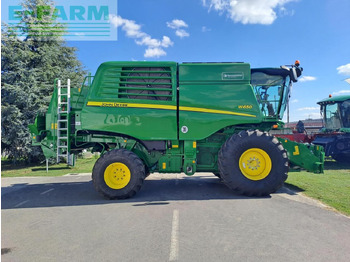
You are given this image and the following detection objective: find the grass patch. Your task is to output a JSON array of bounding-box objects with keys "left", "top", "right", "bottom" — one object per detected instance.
[
  {"left": 286, "top": 160, "right": 350, "bottom": 216},
  {"left": 1, "top": 158, "right": 97, "bottom": 177}
]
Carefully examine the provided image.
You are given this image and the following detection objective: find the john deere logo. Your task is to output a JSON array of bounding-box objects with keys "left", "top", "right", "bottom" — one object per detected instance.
[{"left": 222, "top": 72, "right": 244, "bottom": 80}]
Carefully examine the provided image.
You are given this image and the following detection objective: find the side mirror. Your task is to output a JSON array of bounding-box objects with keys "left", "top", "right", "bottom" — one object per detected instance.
[{"left": 290, "top": 66, "right": 303, "bottom": 82}]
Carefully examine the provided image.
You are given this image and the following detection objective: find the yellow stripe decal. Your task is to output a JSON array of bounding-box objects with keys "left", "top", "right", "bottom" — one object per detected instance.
[
  {"left": 87, "top": 101, "right": 256, "bottom": 118},
  {"left": 87, "top": 101, "right": 177, "bottom": 110},
  {"left": 179, "top": 106, "right": 256, "bottom": 118}
]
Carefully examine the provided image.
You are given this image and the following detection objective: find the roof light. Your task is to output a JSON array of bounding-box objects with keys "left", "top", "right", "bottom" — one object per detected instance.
[
  {"left": 329, "top": 94, "right": 332, "bottom": 98},
  {"left": 295, "top": 60, "right": 300, "bottom": 66}
]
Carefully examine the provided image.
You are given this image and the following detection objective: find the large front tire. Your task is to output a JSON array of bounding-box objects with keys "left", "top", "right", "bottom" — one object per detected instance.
[
  {"left": 92, "top": 149, "right": 146, "bottom": 199},
  {"left": 218, "top": 130, "right": 288, "bottom": 196}
]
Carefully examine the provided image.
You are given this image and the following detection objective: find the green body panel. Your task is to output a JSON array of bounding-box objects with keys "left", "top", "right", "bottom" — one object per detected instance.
[
  {"left": 29, "top": 83, "right": 59, "bottom": 159},
  {"left": 196, "top": 132, "right": 228, "bottom": 172},
  {"left": 30, "top": 61, "right": 324, "bottom": 174},
  {"left": 80, "top": 61, "right": 178, "bottom": 140},
  {"left": 178, "top": 63, "right": 263, "bottom": 140},
  {"left": 157, "top": 140, "right": 182, "bottom": 173},
  {"left": 80, "top": 106, "right": 177, "bottom": 140}
]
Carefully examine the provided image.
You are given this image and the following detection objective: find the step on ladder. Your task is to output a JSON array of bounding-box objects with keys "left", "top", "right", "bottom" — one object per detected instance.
[{"left": 56, "top": 79, "right": 73, "bottom": 165}]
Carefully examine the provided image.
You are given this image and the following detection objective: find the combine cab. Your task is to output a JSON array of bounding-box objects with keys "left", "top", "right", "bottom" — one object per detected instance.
[
  {"left": 30, "top": 61, "right": 324, "bottom": 199},
  {"left": 312, "top": 95, "right": 350, "bottom": 162}
]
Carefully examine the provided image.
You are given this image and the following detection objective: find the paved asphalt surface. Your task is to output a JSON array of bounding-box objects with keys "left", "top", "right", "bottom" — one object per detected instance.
[{"left": 2, "top": 173, "right": 350, "bottom": 262}]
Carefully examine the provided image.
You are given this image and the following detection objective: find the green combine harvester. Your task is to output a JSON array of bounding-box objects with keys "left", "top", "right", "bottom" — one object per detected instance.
[
  {"left": 312, "top": 95, "right": 350, "bottom": 162},
  {"left": 30, "top": 61, "right": 324, "bottom": 199}
]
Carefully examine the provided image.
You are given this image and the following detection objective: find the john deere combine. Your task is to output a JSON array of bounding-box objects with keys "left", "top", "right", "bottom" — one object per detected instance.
[
  {"left": 30, "top": 61, "right": 324, "bottom": 199},
  {"left": 312, "top": 95, "right": 350, "bottom": 162}
]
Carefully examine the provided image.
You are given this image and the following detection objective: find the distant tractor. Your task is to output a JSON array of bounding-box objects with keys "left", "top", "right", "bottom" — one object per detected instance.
[
  {"left": 30, "top": 61, "right": 324, "bottom": 199},
  {"left": 312, "top": 95, "right": 350, "bottom": 162}
]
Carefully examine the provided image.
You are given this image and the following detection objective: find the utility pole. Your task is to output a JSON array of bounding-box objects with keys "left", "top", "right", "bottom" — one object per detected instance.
[{"left": 287, "top": 100, "right": 289, "bottom": 124}]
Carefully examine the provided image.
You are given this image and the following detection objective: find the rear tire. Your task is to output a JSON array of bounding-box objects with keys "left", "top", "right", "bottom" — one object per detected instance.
[
  {"left": 218, "top": 130, "right": 288, "bottom": 196},
  {"left": 92, "top": 149, "right": 146, "bottom": 199}
]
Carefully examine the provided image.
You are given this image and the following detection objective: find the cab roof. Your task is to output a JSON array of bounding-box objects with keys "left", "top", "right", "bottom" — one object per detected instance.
[{"left": 317, "top": 95, "right": 350, "bottom": 104}]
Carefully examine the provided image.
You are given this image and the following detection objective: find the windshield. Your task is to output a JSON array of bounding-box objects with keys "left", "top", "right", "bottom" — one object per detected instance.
[
  {"left": 251, "top": 72, "right": 291, "bottom": 119},
  {"left": 324, "top": 103, "right": 341, "bottom": 129},
  {"left": 340, "top": 100, "right": 350, "bottom": 128}
]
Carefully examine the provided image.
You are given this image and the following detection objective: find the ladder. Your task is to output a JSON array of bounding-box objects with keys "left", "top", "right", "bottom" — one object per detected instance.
[{"left": 56, "top": 79, "right": 73, "bottom": 165}]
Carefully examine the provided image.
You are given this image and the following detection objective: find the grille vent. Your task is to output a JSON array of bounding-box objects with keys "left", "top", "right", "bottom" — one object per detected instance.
[{"left": 119, "top": 67, "right": 172, "bottom": 101}]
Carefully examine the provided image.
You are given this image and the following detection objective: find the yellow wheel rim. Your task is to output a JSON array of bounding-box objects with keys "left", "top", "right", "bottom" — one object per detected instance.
[
  {"left": 239, "top": 148, "right": 272, "bottom": 181},
  {"left": 104, "top": 162, "right": 131, "bottom": 189}
]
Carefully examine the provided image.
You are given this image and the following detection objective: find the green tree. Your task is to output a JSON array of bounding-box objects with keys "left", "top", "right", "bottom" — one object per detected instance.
[{"left": 1, "top": 0, "right": 87, "bottom": 162}]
